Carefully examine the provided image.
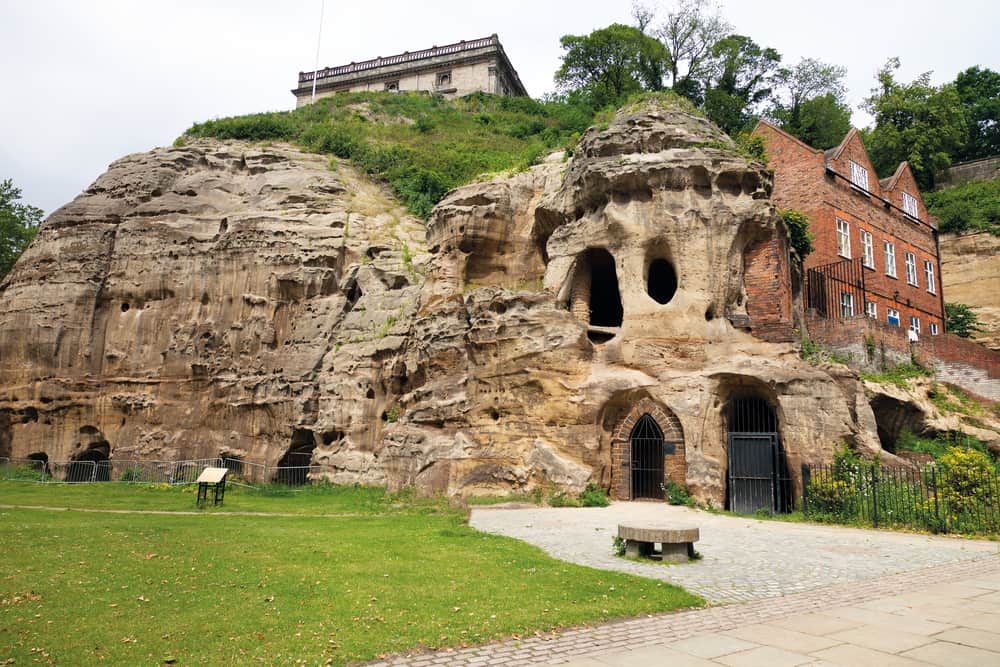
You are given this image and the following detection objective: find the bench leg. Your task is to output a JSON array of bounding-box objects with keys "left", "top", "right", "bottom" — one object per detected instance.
[{"left": 660, "top": 541, "right": 691, "bottom": 563}]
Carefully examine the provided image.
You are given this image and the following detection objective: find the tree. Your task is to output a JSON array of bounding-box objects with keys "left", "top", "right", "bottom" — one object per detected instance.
[
  {"left": 702, "top": 34, "right": 780, "bottom": 134},
  {"left": 862, "top": 58, "right": 966, "bottom": 189},
  {"left": 654, "top": 0, "right": 731, "bottom": 104},
  {"left": 769, "top": 58, "right": 850, "bottom": 148},
  {"left": 953, "top": 66, "right": 1000, "bottom": 162},
  {"left": 555, "top": 24, "right": 671, "bottom": 109},
  {"left": 1, "top": 179, "right": 43, "bottom": 279},
  {"left": 945, "top": 302, "right": 983, "bottom": 338}
]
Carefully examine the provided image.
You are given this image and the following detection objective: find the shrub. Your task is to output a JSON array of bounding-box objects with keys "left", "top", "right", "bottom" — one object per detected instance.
[
  {"left": 781, "top": 209, "right": 814, "bottom": 260},
  {"left": 663, "top": 481, "right": 695, "bottom": 507},
  {"left": 935, "top": 446, "right": 999, "bottom": 532},
  {"left": 580, "top": 482, "right": 610, "bottom": 507},
  {"left": 548, "top": 491, "right": 581, "bottom": 507}
]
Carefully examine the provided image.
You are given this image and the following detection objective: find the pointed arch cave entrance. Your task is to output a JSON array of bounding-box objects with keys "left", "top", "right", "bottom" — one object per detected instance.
[
  {"left": 725, "top": 393, "right": 791, "bottom": 514},
  {"left": 606, "top": 396, "right": 686, "bottom": 501},
  {"left": 630, "top": 414, "right": 665, "bottom": 499},
  {"left": 274, "top": 428, "right": 316, "bottom": 486}
]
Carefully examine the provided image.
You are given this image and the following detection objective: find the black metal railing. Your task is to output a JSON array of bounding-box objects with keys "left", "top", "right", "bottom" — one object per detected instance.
[
  {"left": 806, "top": 257, "right": 866, "bottom": 319},
  {"left": 802, "top": 461, "right": 1000, "bottom": 535}
]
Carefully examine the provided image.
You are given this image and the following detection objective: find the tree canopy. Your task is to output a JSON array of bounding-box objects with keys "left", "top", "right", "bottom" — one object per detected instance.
[
  {"left": 1, "top": 179, "right": 43, "bottom": 279},
  {"left": 953, "top": 66, "right": 1000, "bottom": 163},
  {"left": 768, "top": 58, "right": 851, "bottom": 148},
  {"left": 702, "top": 34, "right": 780, "bottom": 134}
]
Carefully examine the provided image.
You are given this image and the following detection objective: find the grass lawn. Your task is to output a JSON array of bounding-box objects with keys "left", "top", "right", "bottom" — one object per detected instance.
[{"left": 0, "top": 483, "right": 702, "bottom": 665}]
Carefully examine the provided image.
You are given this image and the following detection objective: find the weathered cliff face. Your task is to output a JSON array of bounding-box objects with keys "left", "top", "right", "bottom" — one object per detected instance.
[
  {"left": 5, "top": 107, "right": 980, "bottom": 504},
  {"left": 940, "top": 231, "right": 1000, "bottom": 351}
]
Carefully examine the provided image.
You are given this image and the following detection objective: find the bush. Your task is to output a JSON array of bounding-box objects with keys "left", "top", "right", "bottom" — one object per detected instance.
[
  {"left": 924, "top": 175, "right": 1000, "bottom": 235},
  {"left": 781, "top": 209, "right": 814, "bottom": 260},
  {"left": 580, "top": 482, "right": 610, "bottom": 507},
  {"left": 935, "top": 446, "right": 999, "bottom": 532},
  {"left": 548, "top": 491, "right": 581, "bottom": 507},
  {"left": 663, "top": 481, "right": 695, "bottom": 507}
]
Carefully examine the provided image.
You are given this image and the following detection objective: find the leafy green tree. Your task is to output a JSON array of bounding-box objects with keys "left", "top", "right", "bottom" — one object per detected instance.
[
  {"left": 652, "top": 0, "right": 731, "bottom": 104},
  {"left": 555, "top": 24, "right": 671, "bottom": 109},
  {"left": 945, "top": 302, "right": 983, "bottom": 338},
  {"left": 923, "top": 175, "right": 1000, "bottom": 234},
  {"left": 768, "top": 58, "right": 851, "bottom": 148},
  {"left": 1, "top": 179, "right": 43, "bottom": 279},
  {"left": 702, "top": 34, "right": 780, "bottom": 134},
  {"left": 953, "top": 66, "right": 1000, "bottom": 162},
  {"left": 862, "top": 58, "right": 966, "bottom": 189}
]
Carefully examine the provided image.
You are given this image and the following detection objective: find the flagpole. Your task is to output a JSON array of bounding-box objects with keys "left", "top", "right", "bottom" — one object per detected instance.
[{"left": 311, "top": 0, "right": 326, "bottom": 103}]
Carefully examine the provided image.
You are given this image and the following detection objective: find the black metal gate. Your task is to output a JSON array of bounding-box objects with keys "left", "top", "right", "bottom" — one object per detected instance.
[
  {"left": 726, "top": 397, "right": 791, "bottom": 514},
  {"left": 630, "top": 414, "right": 664, "bottom": 499}
]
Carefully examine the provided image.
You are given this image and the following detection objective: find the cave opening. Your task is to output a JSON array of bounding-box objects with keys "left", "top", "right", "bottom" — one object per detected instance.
[
  {"left": 647, "top": 258, "right": 678, "bottom": 305},
  {"left": 570, "top": 248, "right": 623, "bottom": 344},
  {"left": 869, "top": 395, "right": 926, "bottom": 454},
  {"left": 274, "top": 428, "right": 317, "bottom": 486},
  {"left": 69, "top": 441, "right": 111, "bottom": 482}
]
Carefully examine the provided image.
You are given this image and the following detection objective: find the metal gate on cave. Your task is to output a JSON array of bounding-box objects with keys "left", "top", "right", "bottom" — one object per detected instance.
[
  {"left": 630, "top": 414, "right": 666, "bottom": 499},
  {"left": 726, "top": 397, "right": 792, "bottom": 514}
]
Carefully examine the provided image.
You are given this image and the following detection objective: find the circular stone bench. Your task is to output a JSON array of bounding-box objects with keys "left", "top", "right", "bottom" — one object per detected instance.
[{"left": 618, "top": 524, "right": 699, "bottom": 563}]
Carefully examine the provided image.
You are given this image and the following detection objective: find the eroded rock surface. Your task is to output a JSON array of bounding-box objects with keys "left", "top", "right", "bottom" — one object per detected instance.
[
  {"left": 940, "top": 231, "right": 1000, "bottom": 350},
  {"left": 3, "top": 109, "right": 992, "bottom": 503}
]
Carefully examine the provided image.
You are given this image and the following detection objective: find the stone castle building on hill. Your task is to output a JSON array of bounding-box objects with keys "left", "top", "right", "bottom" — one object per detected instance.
[{"left": 293, "top": 35, "right": 527, "bottom": 106}]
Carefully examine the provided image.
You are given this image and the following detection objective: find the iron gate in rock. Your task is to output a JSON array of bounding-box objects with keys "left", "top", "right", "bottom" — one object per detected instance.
[
  {"left": 726, "top": 397, "right": 791, "bottom": 514},
  {"left": 630, "top": 414, "right": 666, "bottom": 499}
]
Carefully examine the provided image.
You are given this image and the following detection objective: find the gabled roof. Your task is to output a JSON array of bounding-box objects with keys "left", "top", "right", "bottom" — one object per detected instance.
[
  {"left": 823, "top": 127, "right": 863, "bottom": 164},
  {"left": 752, "top": 120, "right": 823, "bottom": 155},
  {"left": 879, "top": 161, "right": 909, "bottom": 192}
]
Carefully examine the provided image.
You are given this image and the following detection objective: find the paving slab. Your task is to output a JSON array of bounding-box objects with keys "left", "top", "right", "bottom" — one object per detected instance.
[
  {"left": 723, "top": 624, "right": 840, "bottom": 653},
  {"left": 825, "top": 625, "right": 933, "bottom": 654},
  {"left": 715, "top": 645, "right": 812, "bottom": 667},
  {"left": 809, "top": 643, "right": 927, "bottom": 667},
  {"left": 901, "top": 640, "right": 1000, "bottom": 666},
  {"left": 767, "top": 612, "right": 863, "bottom": 637},
  {"left": 665, "top": 633, "right": 758, "bottom": 658},
  {"left": 935, "top": 627, "right": 1000, "bottom": 653}
]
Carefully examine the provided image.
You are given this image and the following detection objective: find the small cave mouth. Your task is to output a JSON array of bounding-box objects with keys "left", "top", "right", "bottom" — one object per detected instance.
[
  {"left": 321, "top": 430, "right": 345, "bottom": 446},
  {"left": 647, "top": 258, "right": 678, "bottom": 305},
  {"left": 869, "top": 395, "right": 927, "bottom": 454},
  {"left": 705, "top": 305, "right": 716, "bottom": 321},
  {"left": 121, "top": 302, "right": 130, "bottom": 313},
  {"left": 586, "top": 248, "right": 623, "bottom": 328},
  {"left": 274, "top": 428, "right": 317, "bottom": 485}
]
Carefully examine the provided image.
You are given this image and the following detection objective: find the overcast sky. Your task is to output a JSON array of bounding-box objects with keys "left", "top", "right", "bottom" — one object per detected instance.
[{"left": 2, "top": 0, "right": 997, "bottom": 216}]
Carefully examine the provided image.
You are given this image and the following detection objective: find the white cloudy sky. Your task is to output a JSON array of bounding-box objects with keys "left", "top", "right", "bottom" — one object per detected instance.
[{"left": 2, "top": 0, "right": 997, "bottom": 216}]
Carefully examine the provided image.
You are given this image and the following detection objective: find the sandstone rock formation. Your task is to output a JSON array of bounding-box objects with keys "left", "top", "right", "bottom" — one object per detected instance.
[
  {"left": 2, "top": 106, "right": 995, "bottom": 504},
  {"left": 940, "top": 231, "right": 1000, "bottom": 350}
]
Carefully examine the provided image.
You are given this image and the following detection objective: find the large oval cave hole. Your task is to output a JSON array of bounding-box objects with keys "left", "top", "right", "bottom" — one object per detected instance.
[{"left": 647, "top": 258, "right": 678, "bottom": 305}]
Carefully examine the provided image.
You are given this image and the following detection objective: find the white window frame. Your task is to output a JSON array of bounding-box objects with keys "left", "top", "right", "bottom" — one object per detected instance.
[
  {"left": 865, "top": 300, "right": 877, "bottom": 319},
  {"left": 901, "top": 192, "right": 919, "bottom": 218},
  {"left": 840, "top": 292, "right": 855, "bottom": 318},
  {"left": 860, "top": 230, "right": 875, "bottom": 269},
  {"left": 887, "top": 308, "right": 901, "bottom": 327},
  {"left": 910, "top": 315, "right": 921, "bottom": 334},
  {"left": 930, "top": 322, "right": 940, "bottom": 335},
  {"left": 836, "top": 218, "right": 851, "bottom": 259},
  {"left": 924, "top": 260, "right": 936, "bottom": 294},
  {"left": 905, "top": 251, "right": 918, "bottom": 286},
  {"left": 849, "top": 160, "right": 869, "bottom": 190},
  {"left": 884, "top": 241, "right": 897, "bottom": 278}
]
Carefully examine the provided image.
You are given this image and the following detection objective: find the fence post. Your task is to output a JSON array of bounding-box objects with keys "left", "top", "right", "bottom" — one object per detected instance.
[
  {"left": 931, "top": 466, "right": 941, "bottom": 530},
  {"left": 871, "top": 466, "right": 879, "bottom": 528},
  {"left": 801, "top": 464, "right": 811, "bottom": 516}
]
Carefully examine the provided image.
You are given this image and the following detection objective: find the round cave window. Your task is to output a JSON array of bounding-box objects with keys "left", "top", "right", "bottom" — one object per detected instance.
[{"left": 647, "top": 259, "right": 677, "bottom": 305}]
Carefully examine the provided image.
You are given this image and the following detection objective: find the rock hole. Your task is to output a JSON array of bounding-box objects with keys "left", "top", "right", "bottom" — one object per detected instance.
[
  {"left": 321, "top": 430, "right": 345, "bottom": 446},
  {"left": 26, "top": 452, "right": 49, "bottom": 476},
  {"left": 705, "top": 306, "right": 716, "bottom": 321},
  {"left": 869, "top": 394, "right": 926, "bottom": 454},
  {"left": 200, "top": 292, "right": 210, "bottom": 305},
  {"left": 121, "top": 302, "right": 130, "bottom": 313},
  {"left": 21, "top": 407, "right": 39, "bottom": 424},
  {"left": 274, "top": 428, "right": 316, "bottom": 486},
  {"left": 490, "top": 409, "right": 500, "bottom": 421},
  {"left": 365, "top": 388, "right": 375, "bottom": 399},
  {"left": 585, "top": 248, "right": 623, "bottom": 328},
  {"left": 647, "top": 259, "right": 678, "bottom": 305}
]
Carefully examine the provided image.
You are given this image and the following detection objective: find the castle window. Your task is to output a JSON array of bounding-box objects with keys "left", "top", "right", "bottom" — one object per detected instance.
[
  {"left": 902, "top": 192, "right": 919, "bottom": 218},
  {"left": 836, "top": 218, "right": 851, "bottom": 258},
  {"left": 884, "top": 241, "right": 897, "bottom": 278},
  {"left": 849, "top": 160, "right": 869, "bottom": 190},
  {"left": 861, "top": 230, "right": 875, "bottom": 268},
  {"left": 436, "top": 71, "right": 452, "bottom": 88},
  {"left": 905, "top": 252, "right": 918, "bottom": 286},
  {"left": 924, "top": 260, "right": 936, "bottom": 294},
  {"left": 865, "top": 300, "right": 877, "bottom": 319},
  {"left": 384, "top": 81, "right": 399, "bottom": 91},
  {"left": 887, "top": 307, "right": 900, "bottom": 327},
  {"left": 840, "top": 291, "right": 855, "bottom": 318}
]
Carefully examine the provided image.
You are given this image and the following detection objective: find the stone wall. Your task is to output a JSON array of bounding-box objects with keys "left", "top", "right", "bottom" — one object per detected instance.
[{"left": 936, "top": 156, "right": 1000, "bottom": 189}]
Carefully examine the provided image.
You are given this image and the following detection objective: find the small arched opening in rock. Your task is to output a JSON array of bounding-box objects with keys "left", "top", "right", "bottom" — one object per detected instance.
[
  {"left": 705, "top": 305, "right": 716, "bottom": 321},
  {"left": 121, "top": 302, "right": 130, "bottom": 313},
  {"left": 274, "top": 429, "right": 317, "bottom": 486},
  {"left": 647, "top": 259, "right": 678, "bottom": 305},
  {"left": 222, "top": 455, "right": 245, "bottom": 480},
  {"left": 869, "top": 395, "right": 926, "bottom": 454},
  {"left": 26, "top": 452, "right": 49, "bottom": 477},
  {"left": 321, "top": 430, "right": 345, "bottom": 446},
  {"left": 68, "top": 440, "right": 111, "bottom": 483},
  {"left": 20, "top": 407, "right": 39, "bottom": 424},
  {"left": 343, "top": 280, "right": 362, "bottom": 313},
  {"left": 629, "top": 414, "right": 665, "bottom": 499},
  {"left": 721, "top": 381, "right": 791, "bottom": 515},
  {"left": 571, "top": 248, "right": 623, "bottom": 344}
]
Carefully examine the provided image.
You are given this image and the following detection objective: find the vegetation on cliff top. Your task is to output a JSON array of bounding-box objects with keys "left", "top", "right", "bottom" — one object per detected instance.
[
  {"left": 184, "top": 92, "right": 596, "bottom": 219},
  {"left": 924, "top": 175, "right": 1000, "bottom": 235},
  {"left": 0, "top": 178, "right": 43, "bottom": 279}
]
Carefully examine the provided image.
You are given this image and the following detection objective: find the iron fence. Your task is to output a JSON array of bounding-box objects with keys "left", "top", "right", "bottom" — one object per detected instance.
[
  {"left": 802, "top": 461, "right": 1000, "bottom": 535},
  {"left": 806, "top": 257, "right": 866, "bottom": 319},
  {"left": 0, "top": 457, "right": 324, "bottom": 487}
]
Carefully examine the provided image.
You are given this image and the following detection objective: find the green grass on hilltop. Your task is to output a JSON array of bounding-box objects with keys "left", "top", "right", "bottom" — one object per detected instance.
[
  {"left": 925, "top": 175, "right": 1000, "bottom": 235},
  {"left": 183, "top": 92, "right": 597, "bottom": 218},
  {"left": 0, "top": 482, "right": 701, "bottom": 665}
]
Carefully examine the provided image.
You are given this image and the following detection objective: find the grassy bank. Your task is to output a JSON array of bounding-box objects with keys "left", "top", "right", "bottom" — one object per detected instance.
[{"left": 0, "top": 483, "right": 701, "bottom": 665}]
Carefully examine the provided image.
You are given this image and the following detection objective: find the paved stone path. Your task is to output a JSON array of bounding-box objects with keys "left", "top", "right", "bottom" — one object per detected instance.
[{"left": 470, "top": 503, "right": 998, "bottom": 604}]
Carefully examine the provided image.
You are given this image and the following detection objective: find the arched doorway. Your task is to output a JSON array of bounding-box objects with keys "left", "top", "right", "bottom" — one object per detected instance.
[
  {"left": 725, "top": 395, "right": 791, "bottom": 514},
  {"left": 630, "top": 414, "right": 665, "bottom": 499},
  {"left": 67, "top": 444, "right": 111, "bottom": 482},
  {"left": 274, "top": 428, "right": 316, "bottom": 486}
]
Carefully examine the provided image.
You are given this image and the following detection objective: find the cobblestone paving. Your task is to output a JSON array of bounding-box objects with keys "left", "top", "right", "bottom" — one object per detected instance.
[
  {"left": 365, "top": 551, "right": 1000, "bottom": 667},
  {"left": 469, "top": 503, "right": 999, "bottom": 604}
]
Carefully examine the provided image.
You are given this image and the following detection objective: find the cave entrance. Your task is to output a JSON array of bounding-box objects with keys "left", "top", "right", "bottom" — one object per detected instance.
[
  {"left": 571, "top": 248, "right": 623, "bottom": 344},
  {"left": 725, "top": 395, "right": 791, "bottom": 514},
  {"left": 26, "top": 452, "right": 50, "bottom": 479},
  {"left": 869, "top": 395, "right": 925, "bottom": 454},
  {"left": 274, "top": 429, "right": 316, "bottom": 486},
  {"left": 647, "top": 258, "right": 678, "bottom": 305},
  {"left": 630, "top": 414, "right": 665, "bottom": 500},
  {"left": 68, "top": 443, "right": 111, "bottom": 483}
]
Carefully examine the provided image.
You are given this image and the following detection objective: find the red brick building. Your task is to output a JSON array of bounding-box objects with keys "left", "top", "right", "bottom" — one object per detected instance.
[{"left": 753, "top": 121, "right": 946, "bottom": 337}]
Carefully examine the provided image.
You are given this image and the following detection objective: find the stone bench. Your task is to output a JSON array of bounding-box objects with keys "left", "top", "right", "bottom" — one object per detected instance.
[{"left": 618, "top": 524, "right": 699, "bottom": 563}]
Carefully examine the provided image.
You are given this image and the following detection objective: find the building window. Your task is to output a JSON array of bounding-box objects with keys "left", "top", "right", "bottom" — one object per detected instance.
[
  {"left": 840, "top": 292, "right": 855, "bottom": 318},
  {"left": 384, "top": 81, "right": 400, "bottom": 91},
  {"left": 930, "top": 322, "right": 940, "bottom": 335},
  {"left": 436, "top": 71, "right": 452, "bottom": 88},
  {"left": 887, "top": 308, "right": 900, "bottom": 327},
  {"left": 910, "top": 315, "right": 921, "bottom": 334},
  {"left": 849, "top": 160, "right": 869, "bottom": 190},
  {"left": 924, "top": 260, "right": 936, "bottom": 294},
  {"left": 884, "top": 241, "right": 897, "bottom": 277},
  {"left": 902, "top": 192, "right": 919, "bottom": 218},
  {"left": 905, "top": 252, "right": 918, "bottom": 286},
  {"left": 836, "top": 218, "right": 851, "bottom": 258},
  {"left": 861, "top": 230, "right": 875, "bottom": 269},
  {"left": 865, "top": 300, "right": 877, "bottom": 319}
]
